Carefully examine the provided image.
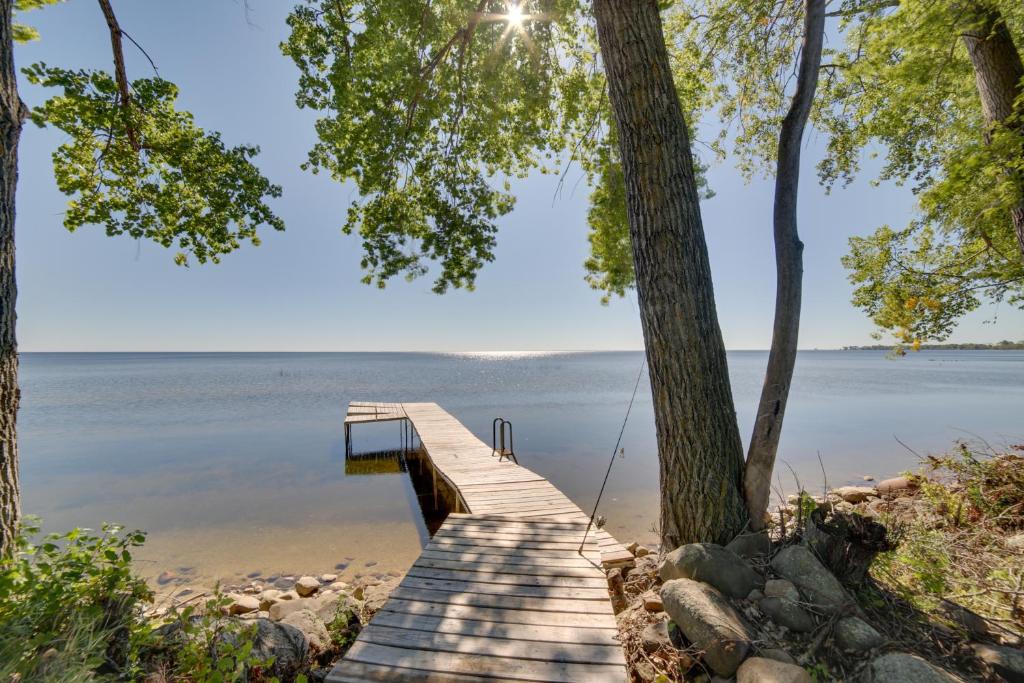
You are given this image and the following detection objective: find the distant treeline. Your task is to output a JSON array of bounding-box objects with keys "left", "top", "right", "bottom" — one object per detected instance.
[{"left": 843, "top": 341, "right": 1024, "bottom": 351}]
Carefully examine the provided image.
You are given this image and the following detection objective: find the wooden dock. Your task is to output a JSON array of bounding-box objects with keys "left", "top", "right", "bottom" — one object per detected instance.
[{"left": 330, "top": 402, "right": 630, "bottom": 682}]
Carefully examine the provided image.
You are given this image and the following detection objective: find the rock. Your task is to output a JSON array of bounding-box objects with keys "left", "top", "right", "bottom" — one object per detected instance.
[
  {"left": 635, "top": 545, "right": 651, "bottom": 557},
  {"left": 269, "top": 597, "right": 320, "bottom": 621},
  {"left": 634, "top": 553, "right": 659, "bottom": 576},
  {"left": 862, "top": 475, "right": 875, "bottom": 481},
  {"left": 726, "top": 532, "right": 771, "bottom": 560},
  {"left": 607, "top": 568, "right": 627, "bottom": 614},
  {"left": 858, "top": 652, "right": 965, "bottom": 682},
  {"left": 227, "top": 594, "right": 260, "bottom": 615},
  {"left": 362, "top": 577, "right": 400, "bottom": 615},
  {"left": 328, "top": 581, "right": 350, "bottom": 592},
  {"left": 1005, "top": 532, "right": 1024, "bottom": 551},
  {"left": 760, "top": 597, "right": 816, "bottom": 633},
  {"left": 972, "top": 642, "right": 1024, "bottom": 683},
  {"left": 626, "top": 540, "right": 640, "bottom": 554},
  {"left": 771, "top": 545, "right": 850, "bottom": 613},
  {"left": 280, "top": 609, "right": 331, "bottom": 654},
  {"left": 641, "top": 620, "right": 672, "bottom": 653},
  {"left": 273, "top": 577, "right": 295, "bottom": 590},
  {"left": 876, "top": 476, "right": 917, "bottom": 496},
  {"left": 259, "top": 589, "right": 283, "bottom": 611},
  {"left": 764, "top": 579, "right": 800, "bottom": 602},
  {"left": 319, "top": 573, "right": 338, "bottom": 583},
  {"left": 278, "top": 589, "right": 299, "bottom": 601},
  {"left": 157, "top": 570, "right": 176, "bottom": 585},
  {"left": 760, "top": 648, "right": 796, "bottom": 665},
  {"left": 747, "top": 589, "right": 765, "bottom": 602},
  {"left": 737, "top": 657, "right": 812, "bottom": 683},
  {"left": 295, "top": 576, "right": 320, "bottom": 597},
  {"left": 249, "top": 619, "right": 309, "bottom": 682},
  {"left": 835, "top": 616, "right": 885, "bottom": 651},
  {"left": 661, "top": 578, "right": 753, "bottom": 676},
  {"left": 314, "top": 592, "right": 360, "bottom": 624},
  {"left": 660, "top": 543, "right": 763, "bottom": 599},
  {"left": 830, "top": 486, "right": 877, "bottom": 503},
  {"left": 642, "top": 591, "right": 663, "bottom": 612}
]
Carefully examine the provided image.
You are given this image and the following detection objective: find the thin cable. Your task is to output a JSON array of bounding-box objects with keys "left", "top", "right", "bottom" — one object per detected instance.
[{"left": 579, "top": 357, "right": 647, "bottom": 554}]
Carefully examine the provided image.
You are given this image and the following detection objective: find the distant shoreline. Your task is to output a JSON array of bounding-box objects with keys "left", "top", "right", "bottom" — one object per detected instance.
[
  {"left": 15, "top": 345, "right": 1024, "bottom": 354},
  {"left": 841, "top": 342, "right": 1024, "bottom": 351}
]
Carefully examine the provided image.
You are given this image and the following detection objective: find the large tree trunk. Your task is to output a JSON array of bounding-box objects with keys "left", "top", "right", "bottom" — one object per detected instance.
[
  {"left": 592, "top": 0, "right": 747, "bottom": 547},
  {"left": 0, "top": 0, "right": 23, "bottom": 557},
  {"left": 744, "top": 0, "right": 825, "bottom": 530},
  {"left": 960, "top": 4, "right": 1024, "bottom": 261}
]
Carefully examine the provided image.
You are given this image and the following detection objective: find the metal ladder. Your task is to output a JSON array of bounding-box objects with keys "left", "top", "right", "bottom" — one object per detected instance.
[{"left": 491, "top": 417, "right": 518, "bottom": 464}]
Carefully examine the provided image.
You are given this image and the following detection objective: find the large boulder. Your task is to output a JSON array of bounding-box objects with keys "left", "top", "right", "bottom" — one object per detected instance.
[
  {"left": 972, "top": 642, "right": 1024, "bottom": 683},
  {"left": 876, "top": 476, "right": 917, "bottom": 496},
  {"left": 659, "top": 543, "right": 763, "bottom": 599},
  {"left": 280, "top": 609, "right": 331, "bottom": 655},
  {"left": 249, "top": 619, "right": 310, "bottom": 682},
  {"left": 269, "top": 597, "right": 321, "bottom": 621},
  {"left": 737, "top": 657, "right": 812, "bottom": 683},
  {"left": 661, "top": 578, "right": 754, "bottom": 676},
  {"left": 770, "top": 545, "right": 850, "bottom": 613},
  {"left": 759, "top": 596, "right": 815, "bottom": 633},
  {"left": 858, "top": 653, "right": 965, "bottom": 682},
  {"left": 835, "top": 616, "right": 885, "bottom": 652},
  {"left": 726, "top": 532, "right": 771, "bottom": 560}
]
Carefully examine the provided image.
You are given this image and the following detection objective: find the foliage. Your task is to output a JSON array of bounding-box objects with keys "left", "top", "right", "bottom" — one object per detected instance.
[
  {"left": 158, "top": 595, "right": 279, "bottom": 683},
  {"left": 871, "top": 443, "right": 1024, "bottom": 636},
  {"left": 325, "top": 601, "right": 360, "bottom": 650},
  {"left": 12, "top": 0, "right": 64, "bottom": 43},
  {"left": 24, "top": 64, "right": 285, "bottom": 266},
  {"left": 819, "top": 0, "right": 1024, "bottom": 344},
  {"left": 0, "top": 518, "right": 151, "bottom": 681}
]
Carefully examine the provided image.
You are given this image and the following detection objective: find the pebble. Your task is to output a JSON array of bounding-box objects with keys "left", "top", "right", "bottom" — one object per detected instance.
[
  {"left": 157, "top": 571, "right": 177, "bottom": 585},
  {"left": 642, "top": 591, "right": 663, "bottom": 612},
  {"left": 295, "top": 576, "right": 320, "bottom": 597},
  {"left": 319, "top": 573, "right": 338, "bottom": 583}
]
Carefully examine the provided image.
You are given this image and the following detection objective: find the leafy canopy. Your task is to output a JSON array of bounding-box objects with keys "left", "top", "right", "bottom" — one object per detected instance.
[
  {"left": 25, "top": 65, "right": 284, "bottom": 265},
  {"left": 817, "top": 0, "right": 1024, "bottom": 344},
  {"left": 12, "top": 0, "right": 64, "bottom": 43},
  {"left": 282, "top": 0, "right": 606, "bottom": 292}
]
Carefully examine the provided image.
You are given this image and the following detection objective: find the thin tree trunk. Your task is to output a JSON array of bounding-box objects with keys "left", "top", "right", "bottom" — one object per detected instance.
[
  {"left": 0, "top": 0, "right": 24, "bottom": 557},
  {"left": 960, "top": 4, "right": 1024, "bottom": 261},
  {"left": 744, "top": 0, "right": 825, "bottom": 530},
  {"left": 592, "top": 0, "right": 747, "bottom": 547}
]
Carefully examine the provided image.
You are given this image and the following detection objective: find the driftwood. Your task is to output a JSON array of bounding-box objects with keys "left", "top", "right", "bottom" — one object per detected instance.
[{"left": 804, "top": 507, "right": 894, "bottom": 586}]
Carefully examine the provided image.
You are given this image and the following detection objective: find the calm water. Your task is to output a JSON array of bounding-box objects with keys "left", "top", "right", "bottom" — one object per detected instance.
[{"left": 18, "top": 351, "right": 1024, "bottom": 586}]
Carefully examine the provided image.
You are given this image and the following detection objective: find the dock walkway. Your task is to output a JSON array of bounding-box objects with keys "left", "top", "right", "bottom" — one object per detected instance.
[{"left": 330, "top": 402, "right": 630, "bottom": 682}]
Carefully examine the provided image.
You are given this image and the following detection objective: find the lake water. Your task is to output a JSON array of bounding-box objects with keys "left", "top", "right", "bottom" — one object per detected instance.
[{"left": 18, "top": 350, "right": 1024, "bottom": 588}]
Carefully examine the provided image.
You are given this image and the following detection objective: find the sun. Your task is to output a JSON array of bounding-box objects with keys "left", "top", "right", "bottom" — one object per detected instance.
[{"left": 506, "top": 2, "right": 524, "bottom": 26}]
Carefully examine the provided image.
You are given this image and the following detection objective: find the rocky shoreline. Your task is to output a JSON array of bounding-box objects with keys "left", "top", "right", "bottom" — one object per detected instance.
[{"left": 609, "top": 473, "right": 1024, "bottom": 682}]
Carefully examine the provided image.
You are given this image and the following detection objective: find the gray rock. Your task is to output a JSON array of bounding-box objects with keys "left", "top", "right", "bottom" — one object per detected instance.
[
  {"left": 830, "top": 486, "right": 877, "bottom": 503},
  {"left": 295, "top": 576, "right": 320, "bottom": 597},
  {"left": 972, "top": 642, "right": 1024, "bottom": 683},
  {"left": 877, "top": 476, "right": 917, "bottom": 496},
  {"left": 746, "top": 589, "right": 765, "bottom": 602},
  {"left": 737, "top": 657, "right": 812, "bottom": 683},
  {"left": 858, "top": 652, "right": 965, "bottom": 682},
  {"left": 760, "top": 597, "right": 816, "bottom": 633},
  {"left": 660, "top": 543, "right": 764, "bottom": 599},
  {"left": 362, "top": 577, "right": 400, "bottom": 615},
  {"left": 661, "top": 578, "right": 754, "bottom": 676},
  {"left": 726, "top": 532, "right": 771, "bottom": 560},
  {"left": 227, "top": 594, "right": 260, "bottom": 615},
  {"left": 764, "top": 579, "right": 800, "bottom": 602},
  {"left": 1005, "top": 532, "right": 1024, "bottom": 551},
  {"left": 249, "top": 619, "right": 309, "bottom": 682},
  {"left": 314, "top": 592, "right": 360, "bottom": 624},
  {"left": 759, "top": 648, "right": 796, "bottom": 665},
  {"left": 281, "top": 608, "right": 331, "bottom": 654},
  {"left": 641, "top": 619, "right": 671, "bottom": 653},
  {"left": 835, "top": 616, "right": 885, "bottom": 652},
  {"left": 771, "top": 545, "right": 850, "bottom": 613},
  {"left": 269, "top": 597, "right": 320, "bottom": 621}
]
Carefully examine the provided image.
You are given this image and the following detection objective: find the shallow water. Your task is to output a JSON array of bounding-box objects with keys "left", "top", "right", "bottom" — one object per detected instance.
[{"left": 18, "top": 350, "right": 1024, "bottom": 586}]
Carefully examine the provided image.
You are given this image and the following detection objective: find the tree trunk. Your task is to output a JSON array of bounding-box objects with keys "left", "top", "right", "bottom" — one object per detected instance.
[
  {"left": 744, "top": 0, "right": 825, "bottom": 530},
  {"left": 592, "top": 0, "right": 747, "bottom": 547},
  {"left": 960, "top": 4, "right": 1024, "bottom": 261},
  {"left": 0, "top": 0, "right": 23, "bottom": 557}
]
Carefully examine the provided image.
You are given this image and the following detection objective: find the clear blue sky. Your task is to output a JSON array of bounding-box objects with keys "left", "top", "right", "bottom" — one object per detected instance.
[{"left": 13, "top": 0, "right": 1024, "bottom": 351}]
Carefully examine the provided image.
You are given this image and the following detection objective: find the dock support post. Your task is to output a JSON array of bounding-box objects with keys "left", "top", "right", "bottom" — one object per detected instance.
[
  {"left": 432, "top": 466, "right": 437, "bottom": 508},
  {"left": 344, "top": 423, "right": 351, "bottom": 455}
]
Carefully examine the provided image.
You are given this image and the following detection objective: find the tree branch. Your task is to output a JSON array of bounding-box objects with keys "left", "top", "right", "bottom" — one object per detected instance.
[{"left": 97, "top": 0, "right": 139, "bottom": 152}]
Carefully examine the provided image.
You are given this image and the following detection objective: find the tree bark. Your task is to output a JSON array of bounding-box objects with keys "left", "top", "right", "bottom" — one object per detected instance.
[
  {"left": 960, "top": 4, "right": 1024, "bottom": 262},
  {"left": 744, "top": 0, "right": 825, "bottom": 530},
  {"left": 0, "top": 0, "right": 24, "bottom": 557},
  {"left": 592, "top": 0, "right": 747, "bottom": 547}
]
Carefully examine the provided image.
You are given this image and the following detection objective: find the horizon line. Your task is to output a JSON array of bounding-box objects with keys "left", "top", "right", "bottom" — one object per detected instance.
[{"left": 18, "top": 347, "right": 881, "bottom": 354}]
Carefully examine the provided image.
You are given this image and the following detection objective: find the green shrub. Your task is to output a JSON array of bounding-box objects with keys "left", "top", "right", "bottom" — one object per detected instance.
[{"left": 0, "top": 518, "right": 151, "bottom": 680}]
